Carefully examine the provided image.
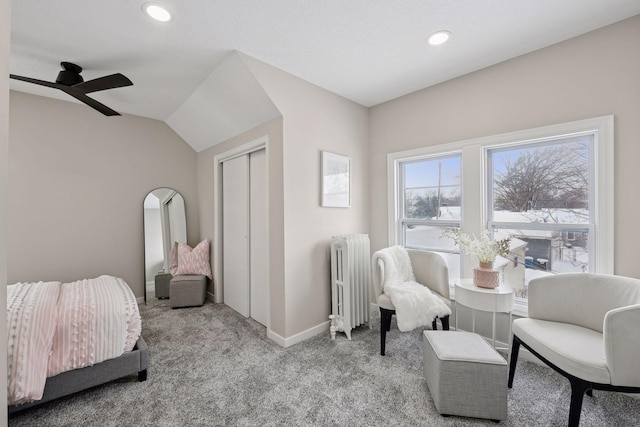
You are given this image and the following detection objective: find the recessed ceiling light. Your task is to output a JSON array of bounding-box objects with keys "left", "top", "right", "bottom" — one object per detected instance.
[
  {"left": 143, "top": 3, "right": 171, "bottom": 22},
  {"left": 428, "top": 30, "right": 451, "bottom": 46}
]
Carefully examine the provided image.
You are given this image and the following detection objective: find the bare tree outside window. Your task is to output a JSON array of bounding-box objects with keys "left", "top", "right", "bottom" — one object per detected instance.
[
  {"left": 403, "top": 156, "right": 461, "bottom": 220},
  {"left": 493, "top": 141, "right": 589, "bottom": 216},
  {"left": 489, "top": 136, "right": 594, "bottom": 298}
]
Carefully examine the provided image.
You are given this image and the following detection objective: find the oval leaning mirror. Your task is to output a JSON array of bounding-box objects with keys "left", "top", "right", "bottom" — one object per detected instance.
[{"left": 143, "top": 188, "right": 186, "bottom": 304}]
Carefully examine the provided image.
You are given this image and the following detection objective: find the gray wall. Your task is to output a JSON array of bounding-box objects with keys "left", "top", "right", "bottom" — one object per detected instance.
[
  {"left": 243, "top": 55, "right": 371, "bottom": 341},
  {"left": 369, "top": 15, "right": 640, "bottom": 280},
  {"left": 4, "top": 13, "right": 639, "bottom": 357},
  {"left": 8, "top": 91, "right": 199, "bottom": 298},
  {"left": 1, "top": 0, "right": 10, "bottom": 422}
]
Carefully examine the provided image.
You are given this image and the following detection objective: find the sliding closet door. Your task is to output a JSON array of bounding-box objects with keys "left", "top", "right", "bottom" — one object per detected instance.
[
  {"left": 249, "top": 149, "right": 268, "bottom": 326},
  {"left": 222, "top": 155, "right": 250, "bottom": 317}
]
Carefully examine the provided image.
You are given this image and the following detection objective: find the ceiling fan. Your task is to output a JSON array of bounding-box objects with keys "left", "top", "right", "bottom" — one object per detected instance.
[{"left": 10, "top": 62, "right": 133, "bottom": 116}]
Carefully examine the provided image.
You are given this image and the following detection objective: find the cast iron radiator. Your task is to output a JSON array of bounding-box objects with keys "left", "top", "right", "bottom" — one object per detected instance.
[{"left": 329, "top": 234, "right": 371, "bottom": 340}]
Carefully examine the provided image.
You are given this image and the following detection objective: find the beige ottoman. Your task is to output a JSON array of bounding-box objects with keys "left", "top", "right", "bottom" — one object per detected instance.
[
  {"left": 154, "top": 273, "right": 172, "bottom": 299},
  {"left": 169, "top": 275, "right": 207, "bottom": 308},
  {"left": 423, "top": 331, "right": 508, "bottom": 422}
]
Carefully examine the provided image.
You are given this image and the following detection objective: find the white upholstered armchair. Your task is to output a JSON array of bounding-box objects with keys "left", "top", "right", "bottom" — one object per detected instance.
[
  {"left": 372, "top": 248, "right": 451, "bottom": 355},
  {"left": 508, "top": 273, "right": 640, "bottom": 427}
]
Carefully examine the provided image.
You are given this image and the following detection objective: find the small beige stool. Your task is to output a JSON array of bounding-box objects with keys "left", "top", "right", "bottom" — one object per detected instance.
[
  {"left": 169, "top": 275, "right": 207, "bottom": 308},
  {"left": 423, "top": 331, "right": 508, "bottom": 422}
]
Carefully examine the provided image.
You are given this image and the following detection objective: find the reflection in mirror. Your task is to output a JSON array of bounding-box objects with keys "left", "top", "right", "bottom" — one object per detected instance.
[{"left": 143, "top": 188, "right": 186, "bottom": 303}]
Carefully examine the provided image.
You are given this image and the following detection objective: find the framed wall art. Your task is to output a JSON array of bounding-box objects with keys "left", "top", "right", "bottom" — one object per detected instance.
[{"left": 321, "top": 151, "right": 351, "bottom": 208}]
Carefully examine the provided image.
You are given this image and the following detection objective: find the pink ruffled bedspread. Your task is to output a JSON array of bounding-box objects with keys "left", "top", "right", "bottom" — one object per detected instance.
[{"left": 6, "top": 275, "right": 141, "bottom": 405}]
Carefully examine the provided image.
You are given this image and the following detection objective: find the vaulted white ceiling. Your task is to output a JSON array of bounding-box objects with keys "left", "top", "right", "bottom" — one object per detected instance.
[
  {"left": 9, "top": 1, "right": 640, "bottom": 123},
  {"left": 166, "top": 52, "right": 281, "bottom": 152}
]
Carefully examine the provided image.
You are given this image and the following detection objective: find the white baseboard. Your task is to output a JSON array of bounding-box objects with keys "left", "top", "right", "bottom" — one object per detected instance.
[
  {"left": 267, "top": 320, "right": 330, "bottom": 348},
  {"left": 136, "top": 296, "right": 145, "bottom": 305},
  {"left": 266, "top": 329, "right": 286, "bottom": 347}
]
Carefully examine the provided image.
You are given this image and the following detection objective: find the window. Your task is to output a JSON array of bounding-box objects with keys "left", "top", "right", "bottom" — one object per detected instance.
[
  {"left": 388, "top": 116, "right": 614, "bottom": 314},
  {"left": 487, "top": 134, "right": 594, "bottom": 300},
  {"left": 398, "top": 154, "right": 461, "bottom": 282}
]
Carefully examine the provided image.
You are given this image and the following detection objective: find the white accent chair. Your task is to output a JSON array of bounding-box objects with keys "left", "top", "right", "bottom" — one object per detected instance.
[
  {"left": 508, "top": 273, "right": 640, "bottom": 427},
  {"left": 372, "top": 249, "right": 451, "bottom": 355}
]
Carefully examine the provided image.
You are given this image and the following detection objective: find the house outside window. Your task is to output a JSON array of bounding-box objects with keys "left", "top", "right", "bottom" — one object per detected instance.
[
  {"left": 487, "top": 134, "right": 594, "bottom": 300},
  {"left": 388, "top": 116, "right": 614, "bottom": 315}
]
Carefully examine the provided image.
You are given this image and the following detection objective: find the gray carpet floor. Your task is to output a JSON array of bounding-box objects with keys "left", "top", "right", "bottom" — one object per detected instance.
[{"left": 9, "top": 301, "right": 640, "bottom": 426}]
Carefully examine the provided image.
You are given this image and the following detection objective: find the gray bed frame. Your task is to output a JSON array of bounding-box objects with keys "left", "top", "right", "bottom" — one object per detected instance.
[{"left": 8, "top": 336, "right": 148, "bottom": 414}]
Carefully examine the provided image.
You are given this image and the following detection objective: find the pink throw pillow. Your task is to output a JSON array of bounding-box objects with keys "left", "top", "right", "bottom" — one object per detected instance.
[{"left": 176, "top": 240, "right": 212, "bottom": 279}]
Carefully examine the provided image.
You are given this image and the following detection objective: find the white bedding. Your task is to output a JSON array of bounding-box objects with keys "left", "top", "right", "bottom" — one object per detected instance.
[
  {"left": 6, "top": 275, "right": 141, "bottom": 405},
  {"left": 7, "top": 281, "right": 60, "bottom": 405}
]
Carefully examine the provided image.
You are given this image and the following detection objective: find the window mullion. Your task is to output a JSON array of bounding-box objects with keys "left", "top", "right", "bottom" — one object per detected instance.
[{"left": 461, "top": 144, "right": 483, "bottom": 278}]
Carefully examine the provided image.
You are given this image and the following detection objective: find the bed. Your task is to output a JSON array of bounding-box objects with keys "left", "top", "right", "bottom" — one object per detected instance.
[{"left": 7, "top": 275, "right": 148, "bottom": 413}]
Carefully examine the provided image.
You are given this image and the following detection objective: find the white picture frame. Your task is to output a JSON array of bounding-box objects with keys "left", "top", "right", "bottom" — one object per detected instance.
[{"left": 321, "top": 151, "right": 351, "bottom": 208}]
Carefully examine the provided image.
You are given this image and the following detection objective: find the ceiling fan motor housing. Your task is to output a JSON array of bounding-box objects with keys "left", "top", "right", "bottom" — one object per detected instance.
[{"left": 56, "top": 62, "right": 84, "bottom": 86}]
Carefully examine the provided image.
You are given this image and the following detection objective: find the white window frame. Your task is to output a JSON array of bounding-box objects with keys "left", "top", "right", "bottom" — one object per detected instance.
[
  {"left": 397, "top": 153, "right": 462, "bottom": 250},
  {"left": 387, "top": 116, "right": 614, "bottom": 315}
]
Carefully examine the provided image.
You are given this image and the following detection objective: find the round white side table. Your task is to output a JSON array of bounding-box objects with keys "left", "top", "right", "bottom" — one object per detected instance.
[{"left": 454, "top": 278, "right": 515, "bottom": 349}]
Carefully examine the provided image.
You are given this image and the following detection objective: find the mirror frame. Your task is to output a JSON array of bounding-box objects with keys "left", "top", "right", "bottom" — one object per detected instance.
[{"left": 143, "top": 188, "right": 186, "bottom": 304}]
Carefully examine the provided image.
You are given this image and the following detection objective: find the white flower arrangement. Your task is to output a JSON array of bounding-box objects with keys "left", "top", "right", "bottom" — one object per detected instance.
[{"left": 443, "top": 229, "right": 511, "bottom": 263}]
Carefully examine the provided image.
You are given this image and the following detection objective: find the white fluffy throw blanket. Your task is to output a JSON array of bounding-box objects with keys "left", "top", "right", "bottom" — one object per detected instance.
[{"left": 374, "top": 246, "right": 451, "bottom": 332}]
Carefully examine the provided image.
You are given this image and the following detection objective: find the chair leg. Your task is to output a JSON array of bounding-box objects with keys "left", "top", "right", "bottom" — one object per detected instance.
[
  {"left": 568, "top": 378, "right": 589, "bottom": 427},
  {"left": 432, "top": 315, "right": 450, "bottom": 331},
  {"left": 440, "top": 315, "right": 450, "bottom": 331},
  {"left": 380, "top": 308, "right": 387, "bottom": 356},
  {"left": 380, "top": 308, "right": 394, "bottom": 356},
  {"left": 508, "top": 335, "right": 521, "bottom": 388}
]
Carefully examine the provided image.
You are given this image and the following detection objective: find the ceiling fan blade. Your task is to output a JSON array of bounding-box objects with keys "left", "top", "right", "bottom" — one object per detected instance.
[
  {"left": 62, "top": 88, "right": 121, "bottom": 116},
  {"left": 10, "top": 74, "right": 62, "bottom": 90},
  {"left": 72, "top": 73, "right": 133, "bottom": 94}
]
